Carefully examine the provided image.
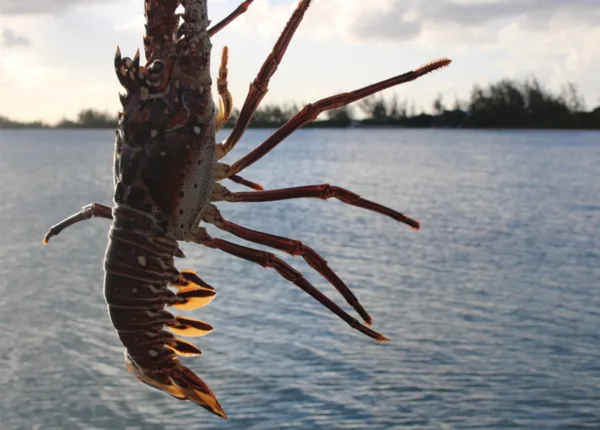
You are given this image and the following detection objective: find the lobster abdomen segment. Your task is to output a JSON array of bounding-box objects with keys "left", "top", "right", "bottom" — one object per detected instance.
[{"left": 103, "top": 222, "right": 225, "bottom": 417}]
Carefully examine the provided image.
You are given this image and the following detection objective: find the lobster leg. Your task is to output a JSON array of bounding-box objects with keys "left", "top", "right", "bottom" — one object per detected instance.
[
  {"left": 227, "top": 174, "right": 264, "bottom": 191},
  {"left": 208, "top": 0, "right": 254, "bottom": 38},
  {"left": 188, "top": 227, "right": 389, "bottom": 343},
  {"left": 226, "top": 58, "right": 452, "bottom": 175},
  {"left": 201, "top": 204, "right": 373, "bottom": 325},
  {"left": 216, "top": 46, "right": 233, "bottom": 131},
  {"left": 43, "top": 203, "right": 113, "bottom": 244},
  {"left": 216, "top": 0, "right": 311, "bottom": 160},
  {"left": 211, "top": 183, "right": 420, "bottom": 230}
]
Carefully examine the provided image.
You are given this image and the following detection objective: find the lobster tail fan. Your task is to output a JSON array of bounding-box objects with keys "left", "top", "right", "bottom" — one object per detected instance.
[
  {"left": 171, "top": 363, "right": 228, "bottom": 419},
  {"left": 167, "top": 338, "right": 203, "bottom": 356},
  {"left": 166, "top": 316, "right": 214, "bottom": 337},
  {"left": 124, "top": 354, "right": 225, "bottom": 418},
  {"left": 179, "top": 269, "right": 215, "bottom": 291},
  {"left": 172, "top": 288, "right": 216, "bottom": 309}
]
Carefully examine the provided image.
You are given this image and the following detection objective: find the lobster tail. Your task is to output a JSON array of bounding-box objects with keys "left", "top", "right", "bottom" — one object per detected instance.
[
  {"left": 104, "top": 220, "right": 226, "bottom": 418},
  {"left": 125, "top": 353, "right": 227, "bottom": 419}
]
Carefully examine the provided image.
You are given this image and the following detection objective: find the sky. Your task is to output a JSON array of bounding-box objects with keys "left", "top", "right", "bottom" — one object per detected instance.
[{"left": 1, "top": 0, "right": 599, "bottom": 124}]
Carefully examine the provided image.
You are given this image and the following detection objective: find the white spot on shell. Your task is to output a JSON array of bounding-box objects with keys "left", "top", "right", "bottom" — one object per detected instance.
[
  {"left": 193, "top": 126, "right": 201, "bottom": 134},
  {"left": 150, "top": 129, "right": 158, "bottom": 138},
  {"left": 137, "top": 255, "right": 147, "bottom": 266},
  {"left": 148, "top": 349, "right": 158, "bottom": 357},
  {"left": 160, "top": 151, "right": 166, "bottom": 156},
  {"left": 148, "top": 285, "right": 163, "bottom": 294}
]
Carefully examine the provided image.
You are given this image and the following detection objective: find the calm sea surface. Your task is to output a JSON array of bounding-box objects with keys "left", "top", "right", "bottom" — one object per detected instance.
[{"left": 0, "top": 128, "right": 599, "bottom": 429}]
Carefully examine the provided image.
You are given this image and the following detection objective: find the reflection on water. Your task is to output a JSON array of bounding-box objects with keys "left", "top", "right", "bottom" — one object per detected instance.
[{"left": 1, "top": 128, "right": 599, "bottom": 429}]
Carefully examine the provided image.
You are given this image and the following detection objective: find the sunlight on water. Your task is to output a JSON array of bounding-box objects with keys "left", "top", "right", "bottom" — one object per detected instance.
[{"left": 1, "top": 128, "right": 599, "bottom": 429}]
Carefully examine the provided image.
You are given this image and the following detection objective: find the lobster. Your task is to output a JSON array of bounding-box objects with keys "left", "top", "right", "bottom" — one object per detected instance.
[{"left": 42, "top": 0, "right": 450, "bottom": 419}]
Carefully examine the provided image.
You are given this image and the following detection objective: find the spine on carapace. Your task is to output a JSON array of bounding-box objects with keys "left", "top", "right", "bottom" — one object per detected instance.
[
  {"left": 143, "top": 0, "right": 180, "bottom": 61},
  {"left": 175, "top": 0, "right": 212, "bottom": 81}
]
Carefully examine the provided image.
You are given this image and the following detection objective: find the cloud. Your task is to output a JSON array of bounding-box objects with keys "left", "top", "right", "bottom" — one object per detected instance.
[
  {"left": 350, "top": 0, "right": 600, "bottom": 42},
  {"left": 228, "top": 0, "right": 599, "bottom": 50},
  {"left": 1, "top": 28, "right": 31, "bottom": 48},
  {"left": 0, "top": 0, "right": 115, "bottom": 14},
  {"left": 284, "top": 0, "right": 599, "bottom": 44},
  {"left": 230, "top": 0, "right": 599, "bottom": 107},
  {"left": 114, "top": 14, "right": 145, "bottom": 33}
]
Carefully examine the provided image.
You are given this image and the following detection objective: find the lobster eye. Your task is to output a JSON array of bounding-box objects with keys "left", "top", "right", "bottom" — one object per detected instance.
[{"left": 149, "top": 60, "right": 163, "bottom": 74}]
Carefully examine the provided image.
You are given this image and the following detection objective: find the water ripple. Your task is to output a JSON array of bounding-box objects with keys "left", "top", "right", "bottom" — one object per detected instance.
[{"left": 1, "top": 129, "right": 599, "bottom": 429}]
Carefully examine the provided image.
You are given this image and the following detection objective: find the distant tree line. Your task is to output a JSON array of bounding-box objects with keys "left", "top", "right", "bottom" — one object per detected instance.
[
  {"left": 226, "top": 78, "right": 600, "bottom": 129},
  {"left": 0, "top": 109, "right": 117, "bottom": 129},
  {"left": 2, "top": 78, "right": 599, "bottom": 130},
  {"left": 55, "top": 109, "right": 117, "bottom": 128}
]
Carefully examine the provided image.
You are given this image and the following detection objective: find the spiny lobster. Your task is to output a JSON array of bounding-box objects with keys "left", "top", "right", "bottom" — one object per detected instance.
[{"left": 43, "top": 0, "right": 450, "bottom": 419}]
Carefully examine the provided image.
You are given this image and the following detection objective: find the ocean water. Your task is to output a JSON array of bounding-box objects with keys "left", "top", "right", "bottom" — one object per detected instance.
[{"left": 0, "top": 128, "right": 599, "bottom": 429}]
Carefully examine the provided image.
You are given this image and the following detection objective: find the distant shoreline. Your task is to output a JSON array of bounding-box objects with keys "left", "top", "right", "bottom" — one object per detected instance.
[
  {"left": 3, "top": 123, "right": 600, "bottom": 131},
  {"left": 3, "top": 77, "right": 600, "bottom": 130}
]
